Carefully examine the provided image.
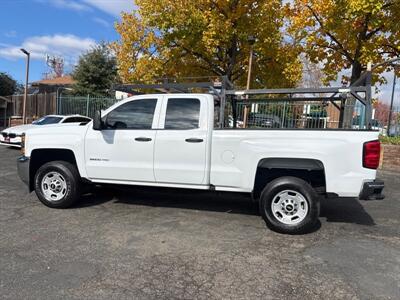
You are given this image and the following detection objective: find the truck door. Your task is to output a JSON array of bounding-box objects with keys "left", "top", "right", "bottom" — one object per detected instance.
[
  {"left": 84, "top": 97, "right": 161, "bottom": 182},
  {"left": 154, "top": 96, "right": 209, "bottom": 185}
]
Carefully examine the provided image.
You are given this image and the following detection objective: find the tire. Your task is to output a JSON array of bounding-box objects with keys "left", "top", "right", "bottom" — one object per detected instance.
[
  {"left": 259, "top": 176, "right": 320, "bottom": 234},
  {"left": 34, "top": 161, "right": 81, "bottom": 208}
]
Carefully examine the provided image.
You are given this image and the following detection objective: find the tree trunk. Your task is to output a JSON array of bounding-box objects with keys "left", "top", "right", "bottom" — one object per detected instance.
[
  {"left": 350, "top": 60, "right": 363, "bottom": 84},
  {"left": 342, "top": 60, "right": 364, "bottom": 128}
]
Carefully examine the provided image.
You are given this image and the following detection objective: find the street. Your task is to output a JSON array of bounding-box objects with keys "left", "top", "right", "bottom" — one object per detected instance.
[{"left": 0, "top": 146, "right": 399, "bottom": 299}]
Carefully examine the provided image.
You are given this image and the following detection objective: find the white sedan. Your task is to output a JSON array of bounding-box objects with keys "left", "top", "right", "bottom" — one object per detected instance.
[{"left": 0, "top": 114, "right": 91, "bottom": 148}]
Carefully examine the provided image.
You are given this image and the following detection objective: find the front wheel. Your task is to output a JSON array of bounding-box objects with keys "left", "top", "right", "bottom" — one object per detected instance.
[
  {"left": 34, "top": 161, "right": 81, "bottom": 208},
  {"left": 259, "top": 176, "right": 320, "bottom": 234}
]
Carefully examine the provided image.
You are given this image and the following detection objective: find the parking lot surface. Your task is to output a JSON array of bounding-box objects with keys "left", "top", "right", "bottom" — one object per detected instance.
[{"left": 0, "top": 146, "right": 399, "bottom": 299}]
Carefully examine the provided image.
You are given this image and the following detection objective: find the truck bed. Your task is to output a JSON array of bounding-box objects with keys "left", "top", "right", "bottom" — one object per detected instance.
[{"left": 210, "top": 129, "right": 379, "bottom": 197}]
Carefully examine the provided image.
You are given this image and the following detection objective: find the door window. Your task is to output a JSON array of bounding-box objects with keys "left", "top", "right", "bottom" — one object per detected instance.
[
  {"left": 105, "top": 99, "right": 157, "bottom": 129},
  {"left": 164, "top": 98, "right": 200, "bottom": 129}
]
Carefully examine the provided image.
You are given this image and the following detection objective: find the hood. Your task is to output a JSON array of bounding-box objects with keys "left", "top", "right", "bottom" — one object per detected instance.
[
  {"left": 24, "top": 122, "right": 90, "bottom": 135},
  {"left": 2, "top": 124, "right": 36, "bottom": 134}
]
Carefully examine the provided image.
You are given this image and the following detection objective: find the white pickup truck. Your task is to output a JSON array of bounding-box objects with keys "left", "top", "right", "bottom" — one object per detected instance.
[{"left": 17, "top": 93, "right": 384, "bottom": 234}]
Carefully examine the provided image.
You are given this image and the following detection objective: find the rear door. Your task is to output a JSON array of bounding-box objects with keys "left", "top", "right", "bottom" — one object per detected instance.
[{"left": 154, "top": 96, "right": 209, "bottom": 185}]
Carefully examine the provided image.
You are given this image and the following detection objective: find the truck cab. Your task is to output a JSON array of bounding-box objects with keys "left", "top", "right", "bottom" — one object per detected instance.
[{"left": 86, "top": 94, "right": 213, "bottom": 186}]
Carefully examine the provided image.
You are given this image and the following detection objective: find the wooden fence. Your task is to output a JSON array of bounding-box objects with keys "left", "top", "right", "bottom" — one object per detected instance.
[{"left": 4, "top": 93, "right": 57, "bottom": 126}]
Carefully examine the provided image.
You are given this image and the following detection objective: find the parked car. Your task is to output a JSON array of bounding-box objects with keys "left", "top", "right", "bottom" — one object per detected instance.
[
  {"left": 352, "top": 117, "right": 386, "bottom": 134},
  {"left": 247, "top": 113, "right": 281, "bottom": 128},
  {"left": 17, "top": 94, "right": 384, "bottom": 234},
  {"left": 0, "top": 115, "right": 91, "bottom": 147}
]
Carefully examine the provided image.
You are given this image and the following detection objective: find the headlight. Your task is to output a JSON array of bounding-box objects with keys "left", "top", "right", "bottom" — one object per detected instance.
[{"left": 20, "top": 133, "right": 26, "bottom": 155}]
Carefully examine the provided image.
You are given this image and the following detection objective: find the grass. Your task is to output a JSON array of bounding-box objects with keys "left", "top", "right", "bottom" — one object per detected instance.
[{"left": 380, "top": 135, "right": 400, "bottom": 145}]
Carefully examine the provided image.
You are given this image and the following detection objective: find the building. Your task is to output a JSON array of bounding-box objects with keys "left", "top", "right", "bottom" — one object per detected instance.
[{"left": 31, "top": 75, "right": 75, "bottom": 93}]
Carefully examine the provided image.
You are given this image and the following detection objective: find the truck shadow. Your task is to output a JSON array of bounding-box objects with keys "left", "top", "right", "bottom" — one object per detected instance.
[
  {"left": 77, "top": 186, "right": 375, "bottom": 226},
  {"left": 78, "top": 185, "right": 258, "bottom": 216},
  {"left": 320, "top": 197, "right": 375, "bottom": 226}
]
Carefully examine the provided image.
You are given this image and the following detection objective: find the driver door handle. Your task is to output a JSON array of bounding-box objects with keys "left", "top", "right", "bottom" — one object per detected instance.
[
  {"left": 185, "top": 138, "right": 204, "bottom": 143},
  {"left": 135, "top": 137, "right": 152, "bottom": 142}
]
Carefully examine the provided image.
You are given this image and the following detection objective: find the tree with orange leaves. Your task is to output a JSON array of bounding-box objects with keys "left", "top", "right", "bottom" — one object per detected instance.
[{"left": 113, "top": 0, "right": 302, "bottom": 88}]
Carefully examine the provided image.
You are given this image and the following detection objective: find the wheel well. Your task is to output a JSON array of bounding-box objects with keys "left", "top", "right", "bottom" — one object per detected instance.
[
  {"left": 253, "top": 158, "right": 326, "bottom": 200},
  {"left": 29, "top": 149, "right": 77, "bottom": 191}
]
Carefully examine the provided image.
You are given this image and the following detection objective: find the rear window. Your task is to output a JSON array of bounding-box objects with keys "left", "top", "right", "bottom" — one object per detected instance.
[
  {"left": 164, "top": 98, "right": 200, "bottom": 129},
  {"left": 63, "top": 117, "right": 91, "bottom": 124}
]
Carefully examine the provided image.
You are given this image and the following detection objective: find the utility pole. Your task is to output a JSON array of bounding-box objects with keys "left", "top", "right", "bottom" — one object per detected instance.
[
  {"left": 243, "top": 35, "right": 256, "bottom": 128},
  {"left": 20, "top": 48, "right": 30, "bottom": 124},
  {"left": 387, "top": 70, "right": 396, "bottom": 136}
]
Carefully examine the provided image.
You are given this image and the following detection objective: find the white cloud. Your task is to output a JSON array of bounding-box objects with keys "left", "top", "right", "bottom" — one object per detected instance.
[
  {"left": 0, "top": 34, "right": 96, "bottom": 64},
  {"left": 4, "top": 30, "right": 17, "bottom": 38},
  {"left": 35, "top": 0, "right": 135, "bottom": 17},
  {"left": 0, "top": 43, "right": 12, "bottom": 48},
  {"left": 35, "top": 0, "right": 91, "bottom": 12},
  {"left": 92, "top": 17, "right": 110, "bottom": 28},
  {"left": 54, "top": 0, "right": 91, "bottom": 11},
  {"left": 82, "top": 0, "right": 135, "bottom": 17}
]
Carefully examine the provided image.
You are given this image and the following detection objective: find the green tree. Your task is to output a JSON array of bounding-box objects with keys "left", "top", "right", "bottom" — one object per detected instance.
[
  {"left": 0, "top": 72, "right": 17, "bottom": 96},
  {"left": 72, "top": 44, "right": 119, "bottom": 96},
  {"left": 113, "top": 0, "right": 302, "bottom": 88}
]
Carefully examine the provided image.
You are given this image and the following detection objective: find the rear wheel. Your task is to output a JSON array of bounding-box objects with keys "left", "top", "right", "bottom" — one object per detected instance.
[
  {"left": 34, "top": 161, "right": 81, "bottom": 208},
  {"left": 259, "top": 176, "right": 319, "bottom": 234}
]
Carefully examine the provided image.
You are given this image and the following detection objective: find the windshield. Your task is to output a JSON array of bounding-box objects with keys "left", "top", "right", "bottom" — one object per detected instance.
[{"left": 32, "top": 116, "right": 63, "bottom": 125}]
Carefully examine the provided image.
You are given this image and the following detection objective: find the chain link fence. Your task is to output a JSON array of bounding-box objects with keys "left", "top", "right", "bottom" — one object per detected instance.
[
  {"left": 58, "top": 95, "right": 120, "bottom": 119},
  {"left": 224, "top": 98, "right": 368, "bottom": 130}
]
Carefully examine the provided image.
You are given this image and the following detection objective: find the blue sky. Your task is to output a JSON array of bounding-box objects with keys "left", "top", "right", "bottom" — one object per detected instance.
[
  {"left": 0, "top": 0, "right": 135, "bottom": 83},
  {"left": 0, "top": 0, "right": 398, "bottom": 105}
]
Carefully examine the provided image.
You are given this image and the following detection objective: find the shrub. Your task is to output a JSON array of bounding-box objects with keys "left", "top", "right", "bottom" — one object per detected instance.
[{"left": 380, "top": 135, "right": 400, "bottom": 145}]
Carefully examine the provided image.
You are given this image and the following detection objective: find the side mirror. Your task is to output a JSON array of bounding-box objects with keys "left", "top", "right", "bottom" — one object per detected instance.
[{"left": 93, "top": 110, "right": 103, "bottom": 131}]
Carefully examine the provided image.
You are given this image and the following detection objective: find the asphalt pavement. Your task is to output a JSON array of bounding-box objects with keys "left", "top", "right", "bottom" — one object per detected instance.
[{"left": 0, "top": 146, "right": 399, "bottom": 299}]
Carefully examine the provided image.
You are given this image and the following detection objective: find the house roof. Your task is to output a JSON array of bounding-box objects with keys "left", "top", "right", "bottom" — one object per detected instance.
[{"left": 31, "top": 75, "right": 75, "bottom": 86}]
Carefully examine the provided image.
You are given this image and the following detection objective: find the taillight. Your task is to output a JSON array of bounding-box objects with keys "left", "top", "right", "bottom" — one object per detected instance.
[{"left": 363, "top": 140, "right": 380, "bottom": 169}]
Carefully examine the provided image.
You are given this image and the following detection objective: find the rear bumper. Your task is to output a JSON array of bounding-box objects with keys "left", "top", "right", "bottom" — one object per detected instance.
[
  {"left": 17, "top": 156, "right": 30, "bottom": 188},
  {"left": 359, "top": 179, "right": 384, "bottom": 200}
]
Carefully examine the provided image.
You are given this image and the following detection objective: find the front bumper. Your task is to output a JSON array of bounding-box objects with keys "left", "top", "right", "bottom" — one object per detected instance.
[
  {"left": 0, "top": 135, "right": 21, "bottom": 147},
  {"left": 359, "top": 179, "right": 384, "bottom": 200},
  {"left": 17, "top": 156, "right": 30, "bottom": 188},
  {"left": 0, "top": 141, "right": 22, "bottom": 148}
]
